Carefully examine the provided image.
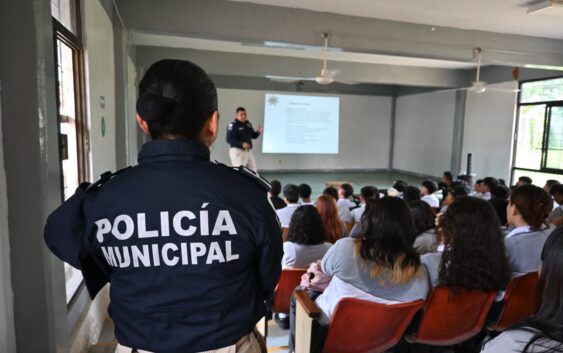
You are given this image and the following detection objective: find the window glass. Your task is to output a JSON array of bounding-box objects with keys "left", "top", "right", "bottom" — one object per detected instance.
[
  {"left": 51, "top": 0, "right": 78, "bottom": 35},
  {"left": 545, "top": 106, "right": 563, "bottom": 170},
  {"left": 514, "top": 104, "right": 545, "bottom": 170},
  {"left": 520, "top": 77, "right": 563, "bottom": 104},
  {"left": 512, "top": 169, "right": 562, "bottom": 188}
]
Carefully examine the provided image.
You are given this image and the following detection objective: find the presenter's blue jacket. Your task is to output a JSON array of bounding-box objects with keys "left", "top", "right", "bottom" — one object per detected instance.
[
  {"left": 226, "top": 119, "right": 260, "bottom": 149},
  {"left": 44, "top": 139, "right": 283, "bottom": 353}
]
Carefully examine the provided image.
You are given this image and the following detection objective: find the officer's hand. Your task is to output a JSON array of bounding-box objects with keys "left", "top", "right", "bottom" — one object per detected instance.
[
  {"left": 242, "top": 142, "right": 251, "bottom": 150},
  {"left": 256, "top": 125, "right": 263, "bottom": 134}
]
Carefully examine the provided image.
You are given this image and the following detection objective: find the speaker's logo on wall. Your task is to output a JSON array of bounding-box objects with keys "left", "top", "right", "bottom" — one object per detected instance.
[{"left": 267, "top": 95, "right": 279, "bottom": 106}]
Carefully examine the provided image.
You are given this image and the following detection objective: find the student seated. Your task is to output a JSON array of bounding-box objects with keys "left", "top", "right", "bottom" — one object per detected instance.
[
  {"left": 420, "top": 180, "right": 440, "bottom": 208},
  {"left": 298, "top": 183, "right": 314, "bottom": 205},
  {"left": 482, "top": 227, "right": 563, "bottom": 353},
  {"left": 337, "top": 183, "right": 356, "bottom": 209},
  {"left": 439, "top": 184, "right": 468, "bottom": 213},
  {"left": 350, "top": 186, "right": 378, "bottom": 224},
  {"left": 470, "top": 179, "right": 484, "bottom": 198},
  {"left": 410, "top": 200, "right": 437, "bottom": 255},
  {"left": 548, "top": 184, "right": 563, "bottom": 226},
  {"left": 323, "top": 187, "right": 351, "bottom": 223},
  {"left": 316, "top": 195, "right": 347, "bottom": 243},
  {"left": 288, "top": 197, "right": 429, "bottom": 352},
  {"left": 516, "top": 176, "right": 533, "bottom": 187},
  {"left": 505, "top": 185, "right": 553, "bottom": 277},
  {"left": 270, "top": 179, "right": 286, "bottom": 210},
  {"left": 403, "top": 185, "right": 421, "bottom": 203},
  {"left": 479, "top": 177, "right": 499, "bottom": 201},
  {"left": 489, "top": 185, "right": 509, "bottom": 226},
  {"left": 282, "top": 206, "right": 332, "bottom": 269},
  {"left": 422, "top": 197, "right": 510, "bottom": 289},
  {"left": 276, "top": 184, "right": 300, "bottom": 227}
]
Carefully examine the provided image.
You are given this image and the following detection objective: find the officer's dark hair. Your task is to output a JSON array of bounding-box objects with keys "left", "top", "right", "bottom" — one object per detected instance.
[
  {"left": 550, "top": 184, "right": 563, "bottom": 196},
  {"left": 323, "top": 187, "right": 338, "bottom": 201},
  {"left": 283, "top": 184, "right": 299, "bottom": 203},
  {"left": 287, "top": 206, "right": 326, "bottom": 245},
  {"left": 298, "top": 184, "right": 312, "bottom": 199},
  {"left": 518, "top": 176, "right": 533, "bottom": 185},
  {"left": 270, "top": 180, "right": 282, "bottom": 197},
  {"left": 403, "top": 186, "right": 421, "bottom": 203},
  {"left": 236, "top": 107, "right": 246, "bottom": 113},
  {"left": 136, "top": 59, "right": 218, "bottom": 140},
  {"left": 340, "top": 183, "right": 354, "bottom": 198},
  {"left": 393, "top": 180, "right": 408, "bottom": 193},
  {"left": 360, "top": 186, "right": 378, "bottom": 201},
  {"left": 421, "top": 180, "right": 438, "bottom": 194}
]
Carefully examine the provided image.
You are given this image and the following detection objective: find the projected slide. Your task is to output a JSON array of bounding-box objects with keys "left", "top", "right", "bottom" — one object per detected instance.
[{"left": 262, "top": 93, "right": 340, "bottom": 154}]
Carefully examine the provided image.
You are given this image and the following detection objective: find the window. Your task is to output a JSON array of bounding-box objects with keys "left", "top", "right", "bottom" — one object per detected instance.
[
  {"left": 53, "top": 9, "right": 89, "bottom": 304},
  {"left": 512, "top": 77, "right": 563, "bottom": 185}
]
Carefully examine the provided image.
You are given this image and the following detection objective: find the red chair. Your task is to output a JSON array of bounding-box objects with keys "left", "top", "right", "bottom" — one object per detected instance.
[
  {"left": 295, "top": 290, "right": 424, "bottom": 353},
  {"left": 488, "top": 272, "right": 539, "bottom": 332},
  {"left": 405, "top": 287, "right": 496, "bottom": 346},
  {"left": 272, "top": 268, "right": 307, "bottom": 314}
]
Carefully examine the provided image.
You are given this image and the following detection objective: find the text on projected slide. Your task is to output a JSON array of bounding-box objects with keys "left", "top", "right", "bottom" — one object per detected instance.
[{"left": 262, "top": 93, "right": 340, "bottom": 154}]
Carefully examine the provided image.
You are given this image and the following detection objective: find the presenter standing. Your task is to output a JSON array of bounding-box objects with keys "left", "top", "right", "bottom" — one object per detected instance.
[{"left": 227, "top": 107, "right": 262, "bottom": 172}]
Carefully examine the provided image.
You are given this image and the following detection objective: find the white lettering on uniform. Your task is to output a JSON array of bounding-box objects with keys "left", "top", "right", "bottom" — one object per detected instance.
[
  {"left": 180, "top": 242, "right": 189, "bottom": 265},
  {"left": 160, "top": 211, "right": 170, "bottom": 237},
  {"left": 137, "top": 213, "right": 158, "bottom": 238},
  {"left": 200, "top": 203, "right": 209, "bottom": 236},
  {"left": 101, "top": 246, "right": 117, "bottom": 266},
  {"left": 206, "top": 242, "right": 226, "bottom": 264},
  {"left": 212, "top": 210, "right": 237, "bottom": 235},
  {"left": 225, "top": 241, "right": 240, "bottom": 262},
  {"left": 151, "top": 244, "right": 161, "bottom": 266},
  {"left": 112, "top": 215, "right": 134, "bottom": 240},
  {"left": 173, "top": 211, "right": 197, "bottom": 236},
  {"left": 162, "top": 243, "right": 179, "bottom": 266},
  {"left": 190, "top": 243, "right": 206, "bottom": 264},
  {"left": 95, "top": 219, "right": 112, "bottom": 243},
  {"left": 131, "top": 245, "right": 151, "bottom": 267},
  {"left": 115, "top": 246, "right": 131, "bottom": 268}
]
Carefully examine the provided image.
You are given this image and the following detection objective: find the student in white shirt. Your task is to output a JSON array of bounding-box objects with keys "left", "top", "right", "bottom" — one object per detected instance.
[
  {"left": 439, "top": 184, "right": 468, "bottom": 214},
  {"left": 350, "top": 186, "right": 378, "bottom": 224},
  {"left": 505, "top": 185, "right": 554, "bottom": 277},
  {"left": 479, "top": 177, "right": 499, "bottom": 201},
  {"left": 482, "top": 227, "right": 563, "bottom": 353},
  {"left": 337, "top": 183, "right": 356, "bottom": 209},
  {"left": 276, "top": 184, "right": 301, "bottom": 228},
  {"left": 548, "top": 184, "right": 563, "bottom": 226},
  {"left": 324, "top": 186, "right": 351, "bottom": 223},
  {"left": 420, "top": 180, "right": 439, "bottom": 208},
  {"left": 298, "top": 183, "right": 315, "bottom": 206},
  {"left": 469, "top": 179, "right": 483, "bottom": 198}
]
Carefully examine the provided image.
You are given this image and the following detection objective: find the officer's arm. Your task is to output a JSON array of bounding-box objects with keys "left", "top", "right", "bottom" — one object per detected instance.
[
  {"left": 255, "top": 201, "right": 283, "bottom": 299},
  {"left": 251, "top": 127, "right": 261, "bottom": 139},
  {"left": 226, "top": 124, "right": 244, "bottom": 148}
]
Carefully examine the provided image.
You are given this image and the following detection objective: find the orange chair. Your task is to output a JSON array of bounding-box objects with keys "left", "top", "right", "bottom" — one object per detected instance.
[
  {"left": 295, "top": 290, "right": 424, "bottom": 353},
  {"left": 488, "top": 272, "right": 539, "bottom": 332},
  {"left": 405, "top": 287, "right": 496, "bottom": 346},
  {"left": 272, "top": 268, "right": 307, "bottom": 314}
]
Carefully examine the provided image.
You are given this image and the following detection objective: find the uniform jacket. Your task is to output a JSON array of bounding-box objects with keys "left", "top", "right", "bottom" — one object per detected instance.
[
  {"left": 226, "top": 119, "right": 260, "bottom": 149},
  {"left": 45, "top": 139, "right": 283, "bottom": 353}
]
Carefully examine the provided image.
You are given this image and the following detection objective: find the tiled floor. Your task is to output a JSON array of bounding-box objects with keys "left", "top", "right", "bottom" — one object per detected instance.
[{"left": 88, "top": 319, "right": 290, "bottom": 353}]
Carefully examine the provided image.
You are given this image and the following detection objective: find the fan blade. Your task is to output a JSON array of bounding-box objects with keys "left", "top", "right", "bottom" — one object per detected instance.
[{"left": 486, "top": 87, "right": 520, "bottom": 93}]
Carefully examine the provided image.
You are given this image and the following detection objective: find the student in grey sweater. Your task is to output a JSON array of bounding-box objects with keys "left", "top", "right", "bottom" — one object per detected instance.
[
  {"left": 505, "top": 185, "right": 554, "bottom": 277},
  {"left": 282, "top": 205, "right": 332, "bottom": 269},
  {"left": 421, "top": 197, "right": 510, "bottom": 291},
  {"left": 409, "top": 200, "right": 437, "bottom": 255},
  {"left": 482, "top": 227, "right": 563, "bottom": 353}
]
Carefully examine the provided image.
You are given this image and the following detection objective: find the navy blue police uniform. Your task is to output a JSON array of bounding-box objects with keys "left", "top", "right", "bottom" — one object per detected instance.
[
  {"left": 44, "top": 138, "right": 283, "bottom": 353},
  {"left": 226, "top": 120, "right": 260, "bottom": 149}
]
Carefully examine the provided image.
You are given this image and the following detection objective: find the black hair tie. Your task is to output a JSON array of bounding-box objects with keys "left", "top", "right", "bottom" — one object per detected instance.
[{"left": 136, "top": 93, "right": 176, "bottom": 123}]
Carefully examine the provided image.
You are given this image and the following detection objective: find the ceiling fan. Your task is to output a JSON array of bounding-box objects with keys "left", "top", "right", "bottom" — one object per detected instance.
[
  {"left": 458, "top": 48, "right": 520, "bottom": 94},
  {"left": 267, "top": 33, "right": 341, "bottom": 85}
]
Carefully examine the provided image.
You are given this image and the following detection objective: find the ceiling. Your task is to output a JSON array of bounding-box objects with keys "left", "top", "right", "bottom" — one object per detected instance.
[{"left": 227, "top": 0, "right": 563, "bottom": 39}]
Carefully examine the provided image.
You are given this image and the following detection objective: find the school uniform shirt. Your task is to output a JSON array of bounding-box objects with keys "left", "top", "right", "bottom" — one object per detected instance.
[
  {"left": 505, "top": 225, "right": 553, "bottom": 277},
  {"left": 548, "top": 205, "right": 563, "bottom": 223},
  {"left": 413, "top": 229, "right": 437, "bottom": 255},
  {"left": 421, "top": 245, "right": 445, "bottom": 287},
  {"left": 337, "top": 203, "right": 352, "bottom": 223},
  {"left": 315, "top": 238, "right": 429, "bottom": 323},
  {"left": 350, "top": 204, "right": 365, "bottom": 224},
  {"left": 337, "top": 198, "right": 356, "bottom": 210},
  {"left": 421, "top": 194, "right": 440, "bottom": 208},
  {"left": 44, "top": 139, "right": 283, "bottom": 353},
  {"left": 301, "top": 201, "right": 316, "bottom": 206},
  {"left": 281, "top": 242, "right": 332, "bottom": 269},
  {"left": 481, "top": 328, "right": 560, "bottom": 353},
  {"left": 481, "top": 192, "right": 492, "bottom": 201},
  {"left": 276, "top": 203, "right": 300, "bottom": 228}
]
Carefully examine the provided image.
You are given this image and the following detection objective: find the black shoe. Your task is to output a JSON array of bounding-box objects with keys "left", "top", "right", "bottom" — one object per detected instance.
[{"left": 274, "top": 313, "right": 290, "bottom": 330}]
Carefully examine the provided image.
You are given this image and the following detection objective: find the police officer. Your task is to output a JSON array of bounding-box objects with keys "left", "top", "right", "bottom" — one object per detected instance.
[
  {"left": 226, "top": 107, "right": 262, "bottom": 172},
  {"left": 44, "top": 59, "right": 282, "bottom": 353}
]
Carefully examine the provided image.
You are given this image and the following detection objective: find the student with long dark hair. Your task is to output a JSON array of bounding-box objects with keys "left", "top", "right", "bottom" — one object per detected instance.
[
  {"left": 283, "top": 206, "right": 332, "bottom": 269},
  {"left": 505, "top": 185, "right": 553, "bottom": 277},
  {"left": 482, "top": 227, "right": 563, "bottom": 352},
  {"left": 422, "top": 197, "right": 510, "bottom": 290},
  {"left": 410, "top": 200, "right": 437, "bottom": 255}
]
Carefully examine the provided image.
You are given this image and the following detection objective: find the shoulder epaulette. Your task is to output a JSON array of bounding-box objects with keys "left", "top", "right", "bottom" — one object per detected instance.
[
  {"left": 85, "top": 166, "right": 132, "bottom": 194},
  {"left": 213, "top": 161, "right": 271, "bottom": 192}
]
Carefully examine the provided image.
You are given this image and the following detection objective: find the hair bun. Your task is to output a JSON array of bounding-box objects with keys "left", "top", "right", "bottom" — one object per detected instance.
[{"left": 136, "top": 93, "right": 176, "bottom": 123}]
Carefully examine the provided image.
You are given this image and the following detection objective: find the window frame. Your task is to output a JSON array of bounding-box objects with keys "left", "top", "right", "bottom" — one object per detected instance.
[{"left": 511, "top": 76, "right": 563, "bottom": 183}]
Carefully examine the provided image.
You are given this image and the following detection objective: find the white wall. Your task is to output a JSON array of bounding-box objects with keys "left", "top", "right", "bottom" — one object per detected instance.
[
  {"left": 84, "top": 0, "right": 116, "bottom": 178},
  {"left": 394, "top": 91, "right": 457, "bottom": 176},
  {"left": 0, "top": 80, "right": 16, "bottom": 353},
  {"left": 212, "top": 89, "right": 392, "bottom": 171},
  {"left": 461, "top": 82, "right": 518, "bottom": 181}
]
